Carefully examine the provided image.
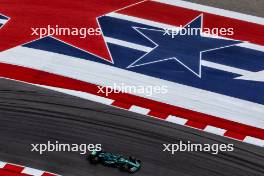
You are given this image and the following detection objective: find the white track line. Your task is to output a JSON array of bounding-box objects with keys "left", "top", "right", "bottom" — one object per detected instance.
[
  {"left": 129, "top": 105, "right": 150, "bottom": 114},
  {"left": 204, "top": 126, "right": 227, "bottom": 136},
  {"left": 155, "top": 0, "right": 264, "bottom": 25}
]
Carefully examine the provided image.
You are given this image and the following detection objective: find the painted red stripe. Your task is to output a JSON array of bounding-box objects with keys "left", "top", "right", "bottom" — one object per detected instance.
[
  {"left": 1, "top": 63, "right": 264, "bottom": 140},
  {"left": 3, "top": 164, "right": 24, "bottom": 173},
  {"left": 0, "top": 169, "right": 31, "bottom": 176},
  {"left": 118, "top": 1, "right": 264, "bottom": 46},
  {"left": 148, "top": 111, "right": 168, "bottom": 119},
  {"left": 185, "top": 120, "right": 207, "bottom": 130},
  {"left": 111, "top": 101, "right": 132, "bottom": 109},
  {"left": 224, "top": 131, "right": 246, "bottom": 140}
]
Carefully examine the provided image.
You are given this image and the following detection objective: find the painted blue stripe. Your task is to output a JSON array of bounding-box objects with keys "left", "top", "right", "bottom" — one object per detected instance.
[
  {"left": 0, "top": 15, "right": 8, "bottom": 20},
  {"left": 23, "top": 37, "right": 264, "bottom": 105},
  {"left": 24, "top": 37, "right": 100, "bottom": 61},
  {"left": 99, "top": 16, "right": 264, "bottom": 72},
  {"left": 99, "top": 16, "right": 156, "bottom": 48},
  {"left": 203, "top": 46, "right": 264, "bottom": 72}
]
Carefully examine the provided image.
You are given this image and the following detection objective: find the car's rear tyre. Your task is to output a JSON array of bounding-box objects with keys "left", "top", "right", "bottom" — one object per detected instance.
[{"left": 120, "top": 163, "right": 129, "bottom": 171}]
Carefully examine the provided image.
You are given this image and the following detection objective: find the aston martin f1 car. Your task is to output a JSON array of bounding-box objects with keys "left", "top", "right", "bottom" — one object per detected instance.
[{"left": 89, "top": 150, "right": 141, "bottom": 173}]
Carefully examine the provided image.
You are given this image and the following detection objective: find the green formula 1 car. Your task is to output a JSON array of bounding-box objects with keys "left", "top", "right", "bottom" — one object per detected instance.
[{"left": 89, "top": 150, "right": 141, "bottom": 173}]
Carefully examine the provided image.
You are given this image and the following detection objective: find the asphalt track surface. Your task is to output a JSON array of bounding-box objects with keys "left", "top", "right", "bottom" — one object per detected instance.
[
  {"left": 184, "top": 0, "right": 264, "bottom": 17},
  {"left": 1, "top": 79, "right": 264, "bottom": 176},
  {"left": 1, "top": 1, "right": 264, "bottom": 176}
]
